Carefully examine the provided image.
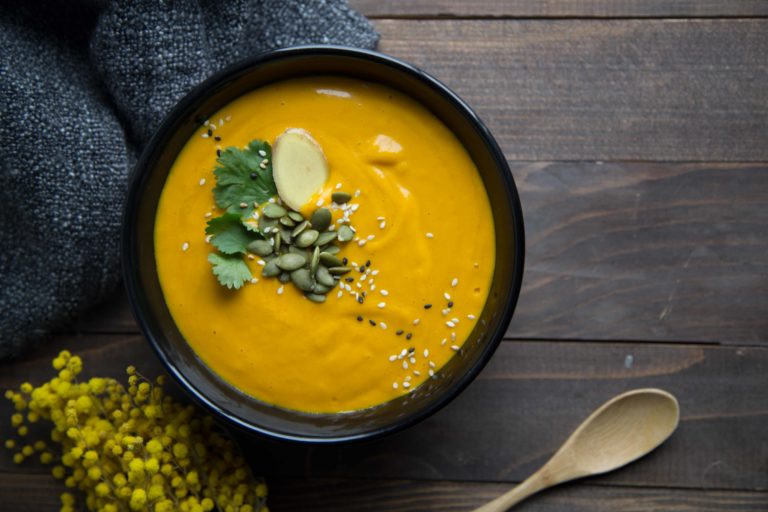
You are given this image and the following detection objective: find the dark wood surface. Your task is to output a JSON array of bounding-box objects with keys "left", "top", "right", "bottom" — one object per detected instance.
[{"left": 3, "top": 4, "right": 768, "bottom": 512}]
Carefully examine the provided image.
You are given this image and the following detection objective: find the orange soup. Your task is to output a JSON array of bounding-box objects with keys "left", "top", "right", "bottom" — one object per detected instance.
[{"left": 154, "top": 76, "right": 495, "bottom": 413}]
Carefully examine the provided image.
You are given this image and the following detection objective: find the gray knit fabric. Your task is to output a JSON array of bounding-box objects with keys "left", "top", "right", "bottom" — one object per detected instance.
[{"left": 0, "top": 0, "right": 378, "bottom": 359}]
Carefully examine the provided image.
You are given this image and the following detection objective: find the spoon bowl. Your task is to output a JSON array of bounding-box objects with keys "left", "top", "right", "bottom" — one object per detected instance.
[{"left": 473, "top": 388, "right": 679, "bottom": 512}]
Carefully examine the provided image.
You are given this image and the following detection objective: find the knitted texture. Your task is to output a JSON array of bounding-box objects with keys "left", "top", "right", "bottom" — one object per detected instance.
[{"left": 0, "top": 0, "right": 378, "bottom": 359}]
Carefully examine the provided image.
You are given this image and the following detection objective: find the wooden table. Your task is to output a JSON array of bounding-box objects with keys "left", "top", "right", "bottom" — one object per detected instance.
[{"left": 3, "top": 1, "right": 768, "bottom": 510}]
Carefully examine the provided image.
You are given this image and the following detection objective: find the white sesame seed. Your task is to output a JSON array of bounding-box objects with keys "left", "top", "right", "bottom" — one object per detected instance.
[
  {"left": 429, "top": 369, "right": 435, "bottom": 377},
  {"left": 424, "top": 349, "right": 429, "bottom": 357},
  {"left": 219, "top": 118, "right": 224, "bottom": 127},
  {"left": 379, "top": 221, "right": 386, "bottom": 229},
  {"left": 368, "top": 278, "right": 374, "bottom": 285},
  {"left": 205, "top": 235, "right": 212, "bottom": 244},
  {"left": 451, "top": 332, "right": 457, "bottom": 341},
  {"left": 329, "top": 224, "right": 335, "bottom": 231},
  {"left": 442, "top": 309, "right": 450, "bottom": 316},
  {"left": 351, "top": 204, "right": 360, "bottom": 212},
  {"left": 199, "top": 178, "right": 206, "bottom": 186},
  {"left": 370, "top": 284, "right": 376, "bottom": 291},
  {"left": 335, "top": 182, "right": 342, "bottom": 189},
  {"left": 380, "top": 322, "right": 388, "bottom": 330},
  {"left": 405, "top": 375, "right": 412, "bottom": 381},
  {"left": 393, "top": 382, "right": 398, "bottom": 389},
  {"left": 380, "top": 290, "right": 389, "bottom": 296},
  {"left": 268, "top": 197, "right": 276, "bottom": 203},
  {"left": 413, "top": 370, "right": 421, "bottom": 377},
  {"left": 452, "top": 318, "right": 460, "bottom": 324},
  {"left": 250, "top": 278, "right": 259, "bottom": 284},
  {"left": 378, "top": 302, "right": 386, "bottom": 309},
  {"left": 403, "top": 381, "right": 411, "bottom": 388},
  {"left": 204, "top": 120, "right": 210, "bottom": 126},
  {"left": 429, "top": 361, "right": 436, "bottom": 368},
  {"left": 358, "top": 239, "right": 367, "bottom": 247},
  {"left": 356, "top": 282, "right": 362, "bottom": 289},
  {"left": 426, "top": 232, "right": 434, "bottom": 239},
  {"left": 441, "top": 339, "right": 447, "bottom": 346},
  {"left": 474, "top": 262, "right": 480, "bottom": 268},
  {"left": 367, "top": 234, "right": 375, "bottom": 241},
  {"left": 371, "top": 270, "right": 380, "bottom": 276},
  {"left": 468, "top": 314, "right": 476, "bottom": 320},
  {"left": 354, "top": 189, "right": 361, "bottom": 197},
  {"left": 201, "top": 133, "right": 209, "bottom": 139},
  {"left": 209, "top": 123, "right": 216, "bottom": 131},
  {"left": 400, "top": 349, "right": 408, "bottom": 357},
  {"left": 451, "top": 278, "right": 459, "bottom": 287},
  {"left": 258, "top": 149, "right": 266, "bottom": 157},
  {"left": 247, "top": 254, "right": 255, "bottom": 260},
  {"left": 181, "top": 242, "right": 189, "bottom": 252},
  {"left": 377, "top": 216, "right": 386, "bottom": 221},
  {"left": 451, "top": 345, "right": 460, "bottom": 351},
  {"left": 257, "top": 260, "right": 265, "bottom": 266},
  {"left": 204, "top": 212, "right": 212, "bottom": 218},
  {"left": 277, "top": 286, "right": 284, "bottom": 295},
  {"left": 225, "top": 115, "right": 232, "bottom": 121},
  {"left": 389, "top": 355, "right": 397, "bottom": 362},
  {"left": 409, "top": 357, "right": 416, "bottom": 364},
  {"left": 402, "top": 361, "right": 409, "bottom": 370},
  {"left": 316, "top": 198, "right": 324, "bottom": 207},
  {"left": 337, "top": 290, "right": 343, "bottom": 298},
  {"left": 413, "top": 318, "right": 420, "bottom": 325},
  {"left": 444, "top": 292, "right": 451, "bottom": 300}
]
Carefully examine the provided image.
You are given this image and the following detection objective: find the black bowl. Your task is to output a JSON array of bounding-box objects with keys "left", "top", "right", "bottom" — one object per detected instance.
[{"left": 122, "top": 46, "right": 524, "bottom": 443}]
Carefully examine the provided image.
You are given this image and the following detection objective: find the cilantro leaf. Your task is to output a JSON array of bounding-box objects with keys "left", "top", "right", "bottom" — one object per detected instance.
[
  {"left": 205, "top": 213, "right": 259, "bottom": 255},
  {"left": 208, "top": 253, "right": 251, "bottom": 290},
  {"left": 213, "top": 140, "right": 276, "bottom": 218}
]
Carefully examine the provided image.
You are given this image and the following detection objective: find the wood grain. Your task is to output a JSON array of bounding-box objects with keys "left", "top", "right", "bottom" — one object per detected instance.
[
  {"left": 2, "top": 474, "right": 767, "bottom": 512},
  {"left": 373, "top": 19, "right": 768, "bottom": 161},
  {"left": 71, "top": 162, "right": 768, "bottom": 345},
  {"left": 351, "top": 0, "right": 768, "bottom": 18},
  {"left": 2, "top": 334, "right": 766, "bottom": 491}
]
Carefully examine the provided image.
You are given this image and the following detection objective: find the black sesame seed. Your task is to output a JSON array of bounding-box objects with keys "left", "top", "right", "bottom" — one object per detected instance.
[
  {"left": 447, "top": 301, "right": 454, "bottom": 308},
  {"left": 342, "top": 258, "right": 348, "bottom": 265},
  {"left": 357, "top": 316, "right": 363, "bottom": 322},
  {"left": 207, "top": 129, "right": 213, "bottom": 136},
  {"left": 359, "top": 267, "right": 366, "bottom": 274},
  {"left": 424, "top": 304, "right": 432, "bottom": 309},
  {"left": 396, "top": 330, "right": 404, "bottom": 336},
  {"left": 250, "top": 172, "right": 258, "bottom": 179},
  {"left": 345, "top": 277, "right": 354, "bottom": 283},
  {"left": 216, "top": 149, "right": 221, "bottom": 157},
  {"left": 357, "top": 296, "right": 364, "bottom": 304},
  {"left": 369, "top": 319, "right": 376, "bottom": 326},
  {"left": 214, "top": 136, "right": 221, "bottom": 142},
  {"left": 408, "top": 347, "right": 415, "bottom": 353},
  {"left": 406, "top": 333, "right": 412, "bottom": 340},
  {"left": 365, "top": 260, "right": 371, "bottom": 267},
  {"left": 361, "top": 291, "right": 367, "bottom": 298}
]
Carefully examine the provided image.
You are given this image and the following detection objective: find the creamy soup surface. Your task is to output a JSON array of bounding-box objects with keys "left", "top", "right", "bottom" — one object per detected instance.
[{"left": 155, "top": 76, "right": 495, "bottom": 413}]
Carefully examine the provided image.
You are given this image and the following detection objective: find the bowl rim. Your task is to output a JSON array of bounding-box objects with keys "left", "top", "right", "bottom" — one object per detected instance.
[{"left": 122, "top": 44, "right": 525, "bottom": 444}]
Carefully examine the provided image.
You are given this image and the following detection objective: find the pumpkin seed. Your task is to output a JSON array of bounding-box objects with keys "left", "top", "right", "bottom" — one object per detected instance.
[
  {"left": 276, "top": 253, "right": 307, "bottom": 271},
  {"left": 247, "top": 239, "right": 273, "bottom": 257},
  {"left": 319, "top": 252, "right": 342, "bottom": 268},
  {"left": 258, "top": 216, "right": 278, "bottom": 232},
  {"left": 313, "top": 282, "right": 332, "bottom": 294},
  {"left": 279, "top": 215, "right": 296, "bottom": 227},
  {"left": 290, "top": 268, "right": 314, "bottom": 292},
  {"left": 332, "top": 191, "right": 352, "bottom": 204},
  {"left": 310, "top": 208, "right": 332, "bottom": 231},
  {"left": 291, "top": 220, "right": 310, "bottom": 238},
  {"left": 262, "top": 259, "right": 281, "bottom": 277},
  {"left": 314, "top": 231, "right": 337, "bottom": 247},
  {"left": 288, "top": 246, "right": 309, "bottom": 258},
  {"left": 323, "top": 245, "right": 341, "bottom": 255},
  {"left": 263, "top": 203, "right": 287, "bottom": 218},
  {"left": 306, "top": 293, "right": 326, "bottom": 303},
  {"left": 296, "top": 229, "right": 319, "bottom": 248},
  {"left": 279, "top": 272, "right": 291, "bottom": 283},
  {"left": 310, "top": 246, "right": 320, "bottom": 274},
  {"left": 274, "top": 231, "right": 282, "bottom": 252},
  {"left": 288, "top": 211, "right": 304, "bottom": 223},
  {"left": 316, "top": 265, "right": 336, "bottom": 286},
  {"left": 328, "top": 266, "right": 352, "bottom": 276},
  {"left": 337, "top": 225, "right": 354, "bottom": 242},
  {"left": 280, "top": 227, "right": 293, "bottom": 244}
]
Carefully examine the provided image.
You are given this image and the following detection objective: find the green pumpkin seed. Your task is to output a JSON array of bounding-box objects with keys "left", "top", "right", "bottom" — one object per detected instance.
[
  {"left": 262, "top": 259, "right": 281, "bottom": 277},
  {"left": 291, "top": 220, "right": 310, "bottom": 238},
  {"left": 274, "top": 231, "right": 282, "bottom": 252},
  {"left": 263, "top": 203, "right": 287, "bottom": 219},
  {"left": 316, "top": 265, "right": 336, "bottom": 287},
  {"left": 288, "top": 211, "right": 304, "bottom": 223},
  {"left": 310, "top": 208, "right": 332, "bottom": 231},
  {"left": 288, "top": 246, "right": 309, "bottom": 258},
  {"left": 313, "top": 282, "right": 332, "bottom": 294},
  {"left": 280, "top": 227, "right": 293, "bottom": 245},
  {"left": 276, "top": 253, "right": 307, "bottom": 271},
  {"left": 290, "top": 268, "right": 314, "bottom": 292},
  {"left": 319, "top": 252, "right": 342, "bottom": 268},
  {"left": 310, "top": 246, "right": 320, "bottom": 274},
  {"left": 258, "top": 216, "right": 278, "bottom": 233},
  {"left": 247, "top": 239, "right": 273, "bottom": 257},
  {"left": 314, "top": 231, "right": 337, "bottom": 247},
  {"left": 328, "top": 266, "right": 352, "bottom": 276},
  {"left": 332, "top": 191, "right": 352, "bottom": 204},
  {"left": 323, "top": 245, "right": 341, "bottom": 255},
  {"left": 279, "top": 272, "right": 291, "bottom": 283},
  {"left": 337, "top": 225, "right": 354, "bottom": 242},
  {"left": 306, "top": 293, "right": 326, "bottom": 303},
  {"left": 296, "top": 229, "right": 319, "bottom": 248},
  {"left": 279, "top": 215, "right": 296, "bottom": 227}
]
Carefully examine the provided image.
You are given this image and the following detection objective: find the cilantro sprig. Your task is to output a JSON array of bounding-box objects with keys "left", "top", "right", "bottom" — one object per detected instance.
[{"left": 206, "top": 140, "right": 275, "bottom": 289}]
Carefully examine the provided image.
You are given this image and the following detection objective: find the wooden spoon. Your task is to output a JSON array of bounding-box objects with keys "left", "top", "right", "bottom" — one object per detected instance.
[{"left": 472, "top": 388, "right": 679, "bottom": 512}]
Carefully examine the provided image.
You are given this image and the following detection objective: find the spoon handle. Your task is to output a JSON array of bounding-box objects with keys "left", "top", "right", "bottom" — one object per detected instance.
[{"left": 470, "top": 471, "right": 548, "bottom": 512}]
